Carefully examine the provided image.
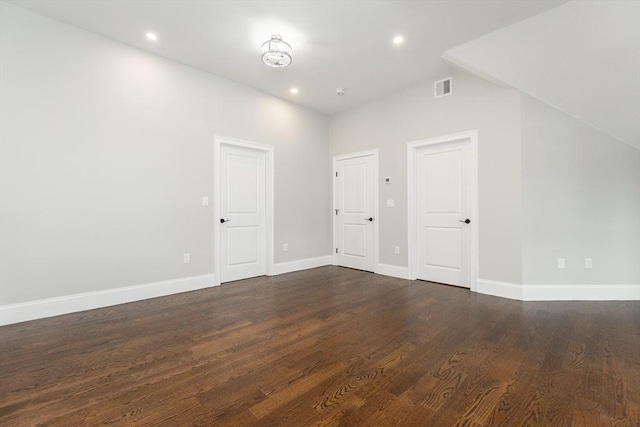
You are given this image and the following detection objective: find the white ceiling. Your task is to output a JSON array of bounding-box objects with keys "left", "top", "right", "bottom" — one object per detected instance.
[
  {"left": 9, "top": 0, "right": 566, "bottom": 115},
  {"left": 444, "top": 0, "right": 640, "bottom": 148}
]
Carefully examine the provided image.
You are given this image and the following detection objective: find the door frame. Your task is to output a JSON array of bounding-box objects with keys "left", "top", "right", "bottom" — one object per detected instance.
[
  {"left": 332, "top": 149, "right": 379, "bottom": 273},
  {"left": 213, "top": 135, "right": 274, "bottom": 285},
  {"left": 407, "top": 131, "right": 478, "bottom": 292}
]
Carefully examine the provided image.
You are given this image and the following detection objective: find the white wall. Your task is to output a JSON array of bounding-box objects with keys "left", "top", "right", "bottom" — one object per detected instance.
[
  {"left": 0, "top": 3, "right": 331, "bottom": 305},
  {"left": 330, "top": 71, "right": 523, "bottom": 284},
  {"left": 521, "top": 94, "right": 640, "bottom": 285},
  {"left": 3, "top": 3, "right": 635, "bottom": 314}
]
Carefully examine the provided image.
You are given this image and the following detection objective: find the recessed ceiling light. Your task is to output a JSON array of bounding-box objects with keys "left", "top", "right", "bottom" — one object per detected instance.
[
  {"left": 393, "top": 35, "right": 404, "bottom": 45},
  {"left": 146, "top": 32, "right": 158, "bottom": 41},
  {"left": 290, "top": 88, "right": 299, "bottom": 94}
]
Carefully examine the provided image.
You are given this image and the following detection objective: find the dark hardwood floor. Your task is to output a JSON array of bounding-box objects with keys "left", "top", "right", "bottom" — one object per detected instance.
[{"left": 1, "top": 266, "right": 638, "bottom": 426}]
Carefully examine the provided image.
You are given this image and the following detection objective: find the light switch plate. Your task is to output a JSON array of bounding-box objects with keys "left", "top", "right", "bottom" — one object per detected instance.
[{"left": 386, "top": 199, "right": 395, "bottom": 207}]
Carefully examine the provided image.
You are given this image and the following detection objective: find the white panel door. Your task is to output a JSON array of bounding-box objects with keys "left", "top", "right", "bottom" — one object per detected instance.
[
  {"left": 336, "top": 155, "right": 375, "bottom": 272},
  {"left": 220, "top": 144, "right": 266, "bottom": 283},
  {"left": 416, "top": 141, "right": 471, "bottom": 287}
]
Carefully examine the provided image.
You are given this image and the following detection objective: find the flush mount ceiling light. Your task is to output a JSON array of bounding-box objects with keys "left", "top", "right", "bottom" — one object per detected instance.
[
  {"left": 261, "top": 34, "right": 292, "bottom": 68},
  {"left": 145, "top": 32, "right": 158, "bottom": 41}
]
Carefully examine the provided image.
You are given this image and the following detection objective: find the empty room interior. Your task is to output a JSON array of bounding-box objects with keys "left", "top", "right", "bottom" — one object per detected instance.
[{"left": 1, "top": 0, "right": 639, "bottom": 425}]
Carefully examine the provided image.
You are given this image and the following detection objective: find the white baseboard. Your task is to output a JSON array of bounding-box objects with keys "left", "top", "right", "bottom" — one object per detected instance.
[
  {"left": 0, "top": 255, "right": 332, "bottom": 327},
  {"left": 272, "top": 255, "right": 333, "bottom": 276},
  {"left": 0, "top": 274, "right": 217, "bottom": 326},
  {"left": 377, "top": 263, "right": 410, "bottom": 280},
  {"left": 476, "top": 279, "right": 523, "bottom": 300},
  {"left": 476, "top": 279, "right": 640, "bottom": 301},
  {"left": 5, "top": 267, "right": 636, "bottom": 326},
  {"left": 522, "top": 284, "right": 640, "bottom": 301}
]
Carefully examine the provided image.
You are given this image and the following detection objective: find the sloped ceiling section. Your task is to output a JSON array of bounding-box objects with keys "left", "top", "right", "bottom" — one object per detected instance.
[{"left": 443, "top": 0, "right": 640, "bottom": 149}]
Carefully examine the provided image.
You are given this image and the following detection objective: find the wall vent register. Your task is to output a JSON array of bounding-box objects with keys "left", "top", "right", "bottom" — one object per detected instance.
[{"left": 434, "top": 77, "right": 452, "bottom": 98}]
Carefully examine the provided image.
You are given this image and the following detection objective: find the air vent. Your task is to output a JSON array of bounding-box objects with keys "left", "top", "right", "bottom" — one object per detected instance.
[{"left": 434, "top": 77, "right": 452, "bottom": 98}]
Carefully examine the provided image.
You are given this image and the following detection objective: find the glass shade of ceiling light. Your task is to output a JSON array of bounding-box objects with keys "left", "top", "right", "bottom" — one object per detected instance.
[
  {"left": 146, "top": 32, "right": 158, "bottom": 41},
  {"left": 393, "top": 35, "right": 404, "bottom": 44},
  {"left": 261, "top": 34, "right": 292, "bottom": 68},
  {"left": 290, "top": 88, "right": 299, "bottom": 94}
]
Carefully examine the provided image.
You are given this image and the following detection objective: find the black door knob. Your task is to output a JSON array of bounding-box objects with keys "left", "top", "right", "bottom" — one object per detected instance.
[
  {"left": 458, "top": 218, "right": 471, "bottom": 224},
  {"left": 365, "top": 217, "right": 373, "bottom": 222},
  {"left": 220, "top": 218, "right": 231, "bottom": 223}
]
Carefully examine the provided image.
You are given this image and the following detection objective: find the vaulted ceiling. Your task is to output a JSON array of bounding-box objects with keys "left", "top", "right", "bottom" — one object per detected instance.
[
  {"left": 8, "top": 0, "right": 638, "bottom": 148},
  {"left": 9, "top": 0, "right": 565, "bottom": 113}
]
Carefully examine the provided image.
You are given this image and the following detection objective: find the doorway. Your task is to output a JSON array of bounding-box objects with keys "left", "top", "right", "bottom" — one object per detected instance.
[
  {"left": 408, "top": 131, "right": 478, "bottom": 290},
  {"left": 214, "top": 136, "right": 274, "bottom": 284},
  {"left": 333, "top": 150, "right": 379, "bottom": 272}
]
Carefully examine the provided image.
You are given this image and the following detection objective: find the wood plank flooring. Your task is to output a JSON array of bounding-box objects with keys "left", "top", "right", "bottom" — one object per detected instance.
[{"left": 1, "top": 266, "right": 638, "bottom": 426}]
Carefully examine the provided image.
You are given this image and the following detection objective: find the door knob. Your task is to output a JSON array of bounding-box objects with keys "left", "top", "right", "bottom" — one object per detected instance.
[
  {"left": 458, "top": 219, "right": 471, "bottom": 224},
  {"left": 220, "top": 218, "right": 231, "bottom": 223},
  {"left": 365, "top": 217, "right": 373, "bottom": 222}
]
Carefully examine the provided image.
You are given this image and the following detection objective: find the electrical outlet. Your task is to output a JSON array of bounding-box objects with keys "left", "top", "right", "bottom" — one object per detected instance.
[
  {"left": 283, "top": 243, "right": 288, "bottom": 252},
  {"left": 183, "top": 253, "right": 190, "bottom": 263},
  {"left": 394, "top": 246, "right": 400, "bottom": 254},
  {"left": 387, "top": 199, "right": 395, "bottom": 208},
  {"left": 202, "top": 196, "right": 209, "bottom": 206},
  {"left": 557, "top": 258, "right": 565, "bottom": 269},
  {"left": 585, "top": 258, "right": 592, "bottom": 269}
]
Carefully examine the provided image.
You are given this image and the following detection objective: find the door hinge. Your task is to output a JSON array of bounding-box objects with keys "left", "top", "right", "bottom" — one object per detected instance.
[
  {"left": 335, "top": 248, "right": 338, "bottom": 254},
  {"left": 335, "top": 171, "right": 338, "bottom": 177},
  {"left": 335, "top": 209, "right": 339, "bottom": 215}
]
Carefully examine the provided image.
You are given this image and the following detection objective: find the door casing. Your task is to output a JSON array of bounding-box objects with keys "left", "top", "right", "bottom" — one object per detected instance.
[
  {"left": 332, "top": 149, "right": 379, "bottom": 273},
  {"left": 214, "top": 135, "right": 274, "bottom": 285},
  {"left": 407, "top": 131, "right": 479, "bottom": 292}
]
